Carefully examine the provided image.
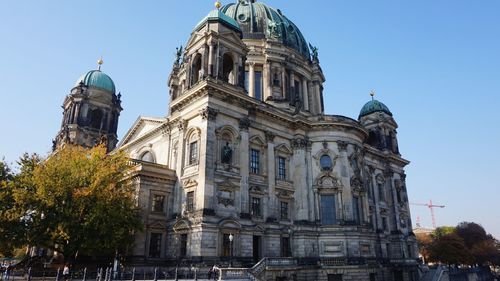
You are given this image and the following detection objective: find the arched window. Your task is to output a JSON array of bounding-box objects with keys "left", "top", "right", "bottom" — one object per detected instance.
[
  {"left": 191, "top": 54, "right": 202, "bottom": 85},
  {"left": 222, "top": 53, "right": 234, "bottom": 84},
  {"left": 140, "top": 151, "right": 155, "bottom": 163},
  {"left": 90, "top": 109, "right": 103, "bottom": 129},
  {"left": 320, "top": 155, "right": 333, "bottom": 171}
]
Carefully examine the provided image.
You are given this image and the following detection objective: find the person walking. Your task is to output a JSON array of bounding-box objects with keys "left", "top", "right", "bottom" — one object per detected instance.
[{"left": 62, "top": 264, "right": 70, "bottom": 281}]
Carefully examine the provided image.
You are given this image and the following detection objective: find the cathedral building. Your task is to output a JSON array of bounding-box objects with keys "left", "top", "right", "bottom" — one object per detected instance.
[{"left": 56, "top": 1, "right": 418, "bottom": 280}]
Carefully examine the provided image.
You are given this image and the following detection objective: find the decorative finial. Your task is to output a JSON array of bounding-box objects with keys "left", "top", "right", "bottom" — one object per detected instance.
[
  {"left": 97, "top": 57, "right": 104, "bottom": 71},
  {"left": 370, "top": 90, "right": 375, "bottom": 100},
  {"left": 215, "top": 1, "right": 222, "bottom": 9}
]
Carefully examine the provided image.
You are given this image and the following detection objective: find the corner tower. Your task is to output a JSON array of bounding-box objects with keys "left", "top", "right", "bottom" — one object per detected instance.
[{"left": 54, "top": 59, "right": 122, "bottom": 152}]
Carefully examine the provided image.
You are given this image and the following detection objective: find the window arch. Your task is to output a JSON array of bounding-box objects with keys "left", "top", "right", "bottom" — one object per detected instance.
[
  {"left": 89, "top": 108, "right": 103, "bottom": 129},
  {"left": 185, "top": 128, "right": 201, "bottom": 166},
  {"left": 140, "top": 151, "right": 155, "bottom": 163},
  {"left": 222, "top": 53, "right": 235, "bottom": 84},
  {"left": 215, "top": 126, "right": 239, "bottom": 169},
  {"left": 191, "top": 53, "right": 202, "bottom": 85},
  {"left": 320, "top": 155, "right": 333, "bottom": 171}
]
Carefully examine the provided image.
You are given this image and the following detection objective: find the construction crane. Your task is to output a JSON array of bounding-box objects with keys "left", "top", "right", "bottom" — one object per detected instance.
[{"left": 410, "top": 200, "right": 445, "bottom": 229}]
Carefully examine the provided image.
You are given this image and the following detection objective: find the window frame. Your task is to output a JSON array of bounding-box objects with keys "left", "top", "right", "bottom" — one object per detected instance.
[
  {"left": 250, "top": 148, "right": 260, "bottom": 174},
  {"left": 151, "top": 194, "right": 165, "bottom": 213}
]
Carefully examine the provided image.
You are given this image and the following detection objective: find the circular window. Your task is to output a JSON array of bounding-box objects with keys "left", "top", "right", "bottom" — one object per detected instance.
[
  {"left": 320, "top": 155, "right": 333, "bottom": 171},
  {"left": 237, "top": 13, "right": 248, "bottom": 22}
]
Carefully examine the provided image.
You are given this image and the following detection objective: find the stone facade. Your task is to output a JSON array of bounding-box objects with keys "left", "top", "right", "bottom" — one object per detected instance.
[{"left": 117, "top": 1, "right": 419, "bottom": 280}]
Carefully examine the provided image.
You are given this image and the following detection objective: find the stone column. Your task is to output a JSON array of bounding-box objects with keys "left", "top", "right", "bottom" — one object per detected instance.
[
  {"left": 371, "top": 168, "right": 382, "bottom": 230},
  {"left": 173, "top": 120, "right": 187, "bottom": 215},
  {"left": 263, "top": 63, "right": 271, "bottom": 100},
  {"left": 337, "top": 141, "right": 351, "bottom": 222},
  {"left": 239, "top": 56, "right": 246, "bottom": 88},
  {"left": 314, "top": 81, "right": 321, "bottom": 114},
  {"left": 68, "top": 104, "right": 75, "bottom": 124},
  {"left": 73, "top": 103, "right": 81, "bottom": 124},
  {"left": 239, "top": 117, "right": 250, "bottom": 214},
  {"left": 208, "top": 43, "right": 214, "bottom": 77},
  {"left": 199, "top": 107, "right": 219, "bottom": 211},
  {"left": 302, "top": 78, "right": 309, "bottom": 111},
  {"left": 305, "top": 141, "right": 315, "bottom": 220},
  {"left": 281, "top": 65, "right": 286, "bottom": 99},
  {"left": 292, "top": 137, "right": 309, "bottom": 221},
  {"left": 289, "top": 70, "right": 295, "bottom": 104},
  {"left": 248, "top": 62, "right": 255, "bottom": 97},
  {"left": 387, "top": 171, "right": 401, "bottom": 231},
  {"left": 266, "top": 131, "right": 277, "bottom": 219}
]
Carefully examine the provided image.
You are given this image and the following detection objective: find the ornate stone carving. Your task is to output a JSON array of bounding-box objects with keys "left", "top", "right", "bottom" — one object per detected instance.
[
  {"left": 218, "top": 197, "right": 234, "bottom": 207},
  {"left": 322, "top": 140, "right": 328, "bottom": 149},
  {"left": 375, "top": 174, "right": 385, "bottom": 184},
  {"left": 177, "top": 119, "right": 187, "bottom": 132},
  {"left": 291, "top": 137, "right": 307, "bottom": 150},
  {"left": 182, "top": 178, "right": 198, "bottom": 189},
  {"left": 350, "top": 175, "right": 363, "bottom": 189},
  {"left": 265, "top": 131, "right": 276, "bottom": 142},
  {"left": 199, "top": 107, "right": 218, "bottom": 121},
  {"left": 239, "top": 117, "right": 251, "bottom": 130},
  {"left": 337, "top": 140, "right": 348, "bottom": 151}
]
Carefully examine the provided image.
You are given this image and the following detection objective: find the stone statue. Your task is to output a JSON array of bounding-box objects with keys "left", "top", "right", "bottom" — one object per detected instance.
[
  {"left": 221, "top": 142, "right": 232, "bottom": 164},
  {"left": 175, "top": 45, "right": 183, "bottom": 66},
  {"left": 267, "top": 19, "right": 281, "bottom": 39},
  {"left": 309, "top": 43, "right": 319, "bottom": 62}
]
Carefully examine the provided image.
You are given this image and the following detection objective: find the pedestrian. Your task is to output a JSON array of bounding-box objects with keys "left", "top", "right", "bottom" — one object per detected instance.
[
  {"left": 211, "top": 264, "right": 218, "bottom": 281},
  {"left": 3, "top": 263, "right": 10, "bottom": 281},
  {"left": 62, "top": 264, "right": 70, "bottom": 281},
  {"left": 207, "top": 265, "right": 213, "bottom": 280}
]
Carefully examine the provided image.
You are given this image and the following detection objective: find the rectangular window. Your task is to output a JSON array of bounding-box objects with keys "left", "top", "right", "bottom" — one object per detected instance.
[
  {"left": 186, "top": 191, "right": 194, "bottom": 212},
  {"left": 151, "top": 194, "right": 165, "bottom": 213},
  {"left": 251, "top": 197, "right": 262, "bottom": 217},
  {"left": 280, "top": 201, "right": 289, "bottom": 220},
  {"left": 369, "top": 273, "right": 376, "bottom": 281},
  {"left": 189, "top": 141, "right": 198, "bottom": 165},
  {"left": 180, "top": 234, "right": 188, "bottom": 257},
  {"left": 250, "top": 149, "right": 260, "bottom": 174},
  {"left": 244, "top": 71, "right": 249, "bottom": 93},
  {"left": 378, "top": 183, "right": 384, "bottom": 202},
  {"left": 254, "top": 71, "right": 263, "bottom": 101},
  {"left": 149, "top": 233, "right": 162, "bottom": 258},
  {"left": 222, "top": 234, "right": 231, "bottom": 257},
  {"left": 353, "top": 197, "right": 360, "bottom": 224},
  {"left": 327, "top": 274, "right": 343, "bottom": 281},
  {"left": 278, "top": 157, "right": 286, "bottom": 180},
  {"left": 280, "top": 237, "right": 291, "bottom": 257},
  {"left": 321, "top": 195, "right": 337, "bottom": 225},
  {"left": 382, "top": 217, "right": 388, "bottom": 231}
]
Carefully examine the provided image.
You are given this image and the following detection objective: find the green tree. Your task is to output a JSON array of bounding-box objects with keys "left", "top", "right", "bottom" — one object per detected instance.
[
  {"left": 428, "top": 232, "right": 473, "bottom": 265},
  {"left": 0, "top": 159, "right": 17, "bottom": 257},
  {"left": 11, "top": 145, "right": 142, "bottom": 261}
]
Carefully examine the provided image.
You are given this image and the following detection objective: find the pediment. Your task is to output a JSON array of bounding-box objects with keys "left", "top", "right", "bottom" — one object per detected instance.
[
  {"left": 119, "top": 116, "right": 165, "bottom": 147},
  {"left": 249, "top": 135, "right": 266, "bottom": 147},
  {"left": 173, "top": 219, "right": 191, "bottom": 232},
  {"left": 275, "top": 143, "right": 293, "bottom": 155}
]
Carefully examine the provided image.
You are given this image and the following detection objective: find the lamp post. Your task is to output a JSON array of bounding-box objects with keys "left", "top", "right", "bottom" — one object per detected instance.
[{"left": 228, "top": 233, "right": 234, "bottom": 268}]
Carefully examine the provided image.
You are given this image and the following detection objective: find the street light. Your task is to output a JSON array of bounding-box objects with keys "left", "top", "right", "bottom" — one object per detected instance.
[{"left": 228, "top": 233, "right": 234, "bottom": 268}]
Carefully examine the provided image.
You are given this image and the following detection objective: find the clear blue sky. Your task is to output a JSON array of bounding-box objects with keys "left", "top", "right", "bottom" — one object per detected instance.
[{"left": 1, "top": 1, "right": 499, "bottom": 238}]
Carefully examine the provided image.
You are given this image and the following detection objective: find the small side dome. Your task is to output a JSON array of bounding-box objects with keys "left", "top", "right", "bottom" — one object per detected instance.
[
  {"left": 359, "top": 100, "right": 392, "bottom": 118},
  {"left": 74, "top": 70, "right": 116, "bottom": 94}
]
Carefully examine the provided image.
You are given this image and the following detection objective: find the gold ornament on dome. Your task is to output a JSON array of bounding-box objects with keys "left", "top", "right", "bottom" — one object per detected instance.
[
  {"left": 97, "top": 57, "right": 104, "bottom": 71},
  {"left": 215, "top": 1, "right": 222, "bottom": 9}
]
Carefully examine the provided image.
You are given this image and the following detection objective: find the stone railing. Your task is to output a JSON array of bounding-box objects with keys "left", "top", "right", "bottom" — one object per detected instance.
[{"left": 217, "top": 267, "right": 251, "bottom": 280}]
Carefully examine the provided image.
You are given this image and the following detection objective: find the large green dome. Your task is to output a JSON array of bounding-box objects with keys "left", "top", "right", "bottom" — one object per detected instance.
[
  {"left": 359, "top": 100, "right": 393, "bottom": 118},
  {"left": 74, "top": 70, "right": 116, "bottom": 94},
  {"left": 220, "top": 0, "right": 310, "bottom": 59}
]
